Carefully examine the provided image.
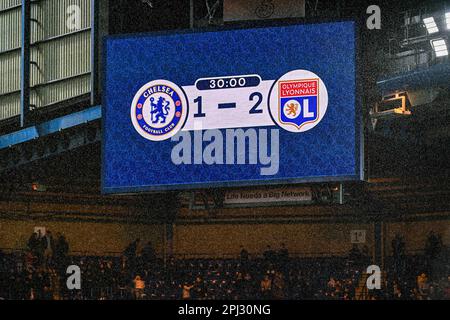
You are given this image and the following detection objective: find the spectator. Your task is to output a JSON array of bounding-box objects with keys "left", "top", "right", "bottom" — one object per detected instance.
[
  {"left": 133, "top": 275, "right": 145, "bottom": 300},
  {"left": 425, "top": 231, "right": 443, "bottom": 260},
  {"left": 392, "top": 234, "right": 406, "bottom": 259},
  {"left": 278, "top": 243, "right": 289, "bottom": 261},
  {"left": 392, "top": 282, "right": 404, "bottom": 300},
  {"left": 124, "top": 239, "right": 140, "bottom": 263},
  {"left": 36, "top": 230, "right": 46, "bottom": 266},
  {"left": 32, "top": 230, "right": 46, "bottom": 267},
  {"left": 272, "top": 271, "right": 286, "bottom": 299},
  {"left": 392, "top": 234, "right": 406, "bottom": 277},
  {"left": 328, "top": 277, "right": 337, "bottom": 289},
  {"left": 117, "top": 269, "right": 130, "bottom": 299},
  {"left": 182, "top": 282, "right": 194, "bottom": 300},
  {"left": 417, "top": 272, "right": 429, "bottom": 292},
  {"left": 24, "top": 250, "right": 36, "bottom": 273},
  {"left": 263, "top": 245, "right": 275, "bottom": 263},
  {"left": 43, "top": 230, "right": 54, "bottom": 269},
  {"left": 242, "top": 272, "right": 256, "bottom": 299},
  {"left": 27, "top": 232, "right": 39, "bottom": 255},
  {"left": 361, "top": 245, "right": 371, "bottom": 266},
  {"left": 260, "top": 274, "right": 272, "bottom": 299},
  {"left": 410, "top": 287, "right": 421, "bottom": 300},
  {"left": 54, "top": 233, "right": 69, "bottom": 270},
  {"left": 239, "top": 245, "right": 249, "bottom": 262},
  {"left": 348, "top": 244, "right": 361, "bottom": 262},
  {"left": 277, "top": 243, "right": 289, "bottom": 271},
  {"left": 142, "top": 241, "right": 156, "bottom": 265},
  {"left": 192, "top": 276, "right": 206, "bottom": 300},
  {"left": 444, "top": 276, "right": 450, "bottom": 300}
]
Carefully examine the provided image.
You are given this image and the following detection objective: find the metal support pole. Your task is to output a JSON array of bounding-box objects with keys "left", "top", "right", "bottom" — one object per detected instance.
[
  {"left": 382, "top": 221, "right": 386, "bottom": 271},
  {"left": 90, "top": 0, "right": 99, "bottom": 105},
  {"left": 163, "top": 222, "right": 167, "bottom": 269},
  {"left": 164, "top": 221, "right": 174, "bottom": 269},
  {"left": 189, "top": 0, "right": 194, "bottom": 29},
  {"left": 339, "top": 182, "right": 344, "bottom": 204},
  {"left": 20, "top": 0, "right": 31, "bottom": 127},
  {"left": 373, "top": 221, "right": 384, "bottom": 269}
]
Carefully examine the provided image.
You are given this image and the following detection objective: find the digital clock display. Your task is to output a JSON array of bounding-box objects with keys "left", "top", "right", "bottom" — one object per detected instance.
[{"left": 196, "top": 75, "right": 261, "bottom": 90}]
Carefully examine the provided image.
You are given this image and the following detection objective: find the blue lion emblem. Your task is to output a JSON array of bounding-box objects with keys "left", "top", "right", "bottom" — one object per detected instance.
[
  {"left": 132, "top": 81, "right": 186, "bottom": 141},
  {"left": 150, "top": 96, "right": 170, "bottom": 124}
]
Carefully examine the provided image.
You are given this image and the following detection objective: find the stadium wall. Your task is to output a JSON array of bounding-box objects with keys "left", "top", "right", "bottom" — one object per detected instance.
[
  {"left": 0, "top": 0, "right": 91, "bottom": 121},
  {"left": 0, "top": 218, "right": 165, "bottom": 256},
  {"left": 172, "top": 222, "right": 375, "bottom": 258},
  {"left": 0, "top": 195, "right": 165, "bottom": 255},
  {"left": 386, "top": 220, "right": 450, "bottom": 255},
  {"left": 172, "top": 220, "right": 450, "bottom": 258},
  {"left": 0, "top": 217, "right": 449, "bottom": 258},
  {"left": 1, "top": 192, "right": 449, "bottom": 258}
]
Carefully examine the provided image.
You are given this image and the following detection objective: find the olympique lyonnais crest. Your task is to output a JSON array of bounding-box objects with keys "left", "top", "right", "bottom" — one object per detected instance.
[
  {"left": 269, "top": 70, "right": 328, "bottom": 133},
  {"left": 130, "top": 79, "right": 188, "bottom": 141},
  {"left": 279, "top": 79, "right": 319, "bottom": 128}
]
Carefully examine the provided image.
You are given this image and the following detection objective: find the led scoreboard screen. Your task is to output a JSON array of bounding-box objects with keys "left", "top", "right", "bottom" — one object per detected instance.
[{"left": 102, "top": 21, "right": 362, "bottom": 193}]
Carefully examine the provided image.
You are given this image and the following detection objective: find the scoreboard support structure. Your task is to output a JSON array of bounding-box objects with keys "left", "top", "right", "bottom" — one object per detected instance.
[
  {"left": 20, "top": 0, "right": 31, "bottom": 127},
  {"left": 373, "top": 220, "right": 386, "bottom": 271}
]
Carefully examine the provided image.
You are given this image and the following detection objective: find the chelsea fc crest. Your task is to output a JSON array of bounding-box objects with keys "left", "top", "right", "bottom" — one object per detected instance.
[
  {"left": 131, "top": 79, "right": 188, "bottom": 141},
  {"left": 268, "top": 70, "right": 328, "bottom": 133}
]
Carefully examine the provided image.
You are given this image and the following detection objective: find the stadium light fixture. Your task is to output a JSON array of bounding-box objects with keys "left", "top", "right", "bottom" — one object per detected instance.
[
  {"left": 423, "top": 17, "right": 439, "bottom": 34},
  {"left": 431, "top": 39, "right": 449, "bottom": 57},
  {"left": 446, "top": 12, "right": 450, "bottom": 29}
]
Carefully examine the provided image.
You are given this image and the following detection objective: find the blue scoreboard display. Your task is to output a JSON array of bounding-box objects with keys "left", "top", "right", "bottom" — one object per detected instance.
[{"left": 102, "top": 21, "right": 363, "bottom": 193}]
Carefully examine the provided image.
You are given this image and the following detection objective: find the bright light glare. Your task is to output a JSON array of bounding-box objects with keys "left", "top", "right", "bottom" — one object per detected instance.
[
  {"left": 431, "top": 39, "right": 448, "bottom": 57},
  {"left": 423, "top": 17, "right": 439, "bottom": 34}
]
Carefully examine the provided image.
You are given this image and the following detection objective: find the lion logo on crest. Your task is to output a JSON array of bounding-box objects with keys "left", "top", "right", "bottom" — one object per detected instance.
[{"left": 150, "top": 96, "right": 170, "bottom": 124}]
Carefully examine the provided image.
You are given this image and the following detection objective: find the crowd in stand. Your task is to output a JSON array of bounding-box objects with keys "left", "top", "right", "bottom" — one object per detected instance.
[
  {"left": 0, "top": 229, "right": 69, "bottom": 300},
  {"left": 0, "top": 231, "right": 449, "bottom": 300}
]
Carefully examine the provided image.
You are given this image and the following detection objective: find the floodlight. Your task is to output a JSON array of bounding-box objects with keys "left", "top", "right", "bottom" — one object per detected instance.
[
  {"left": 423, "top": 17, "right": 439, "bottom": 34},
  {"left": 431, "top": 38, "right": 448, "bottom": 57}
]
